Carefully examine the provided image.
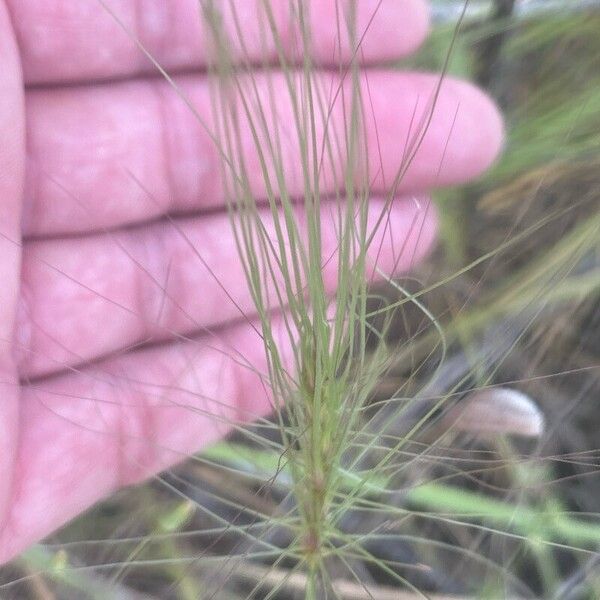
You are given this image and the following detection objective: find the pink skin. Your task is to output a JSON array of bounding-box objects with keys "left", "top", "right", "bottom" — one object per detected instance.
[{"left": 0, "top": 0, "right": 504, "bottom": 563}]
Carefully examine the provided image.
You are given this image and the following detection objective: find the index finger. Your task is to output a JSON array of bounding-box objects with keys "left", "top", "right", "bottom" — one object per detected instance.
[{"left": 8, "top": 0, "right": 429, "bottom": 85}]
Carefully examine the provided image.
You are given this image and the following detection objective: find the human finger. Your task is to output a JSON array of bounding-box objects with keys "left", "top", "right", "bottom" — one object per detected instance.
[
  {"left": 0, "top": 315, "right": 286, "bottom": 564},
  {"left": 18, "top": 196, "right": 437, "bottom": 379},
  {"left": 23, "top": 72, "right": 502, "bottom": 236},
  {"left": 9, "top": 0, "right": 430, "bottom": 85}
]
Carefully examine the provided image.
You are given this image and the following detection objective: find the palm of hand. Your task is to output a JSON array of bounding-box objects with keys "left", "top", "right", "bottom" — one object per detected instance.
[{"left": 0, "top": 0, "right": 502, "bottom": 563}]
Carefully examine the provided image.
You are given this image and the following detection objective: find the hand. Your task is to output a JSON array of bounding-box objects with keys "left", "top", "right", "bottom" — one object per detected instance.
[{"left": 0, "top": 0, "right": 503, "bottom": 563}]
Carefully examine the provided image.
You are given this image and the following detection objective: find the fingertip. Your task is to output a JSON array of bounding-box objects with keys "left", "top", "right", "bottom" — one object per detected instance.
[
  {"left": 310, "top": 0, "right": 430, "bottom": 64},
  {"left": 358, "top": 0, "right": 430, "bottom": 60},
  {"left": 366, "top": 195, "right": 438, "bottom": 274},
  {"left": 389, "top": 194, "right": 438, "bottom": 265},
  {"left": 441, "top": 78, "right": 505, "bottom": 183},
  {"left": 401, "top": 0, "right": 431, "bottom": 55}
]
